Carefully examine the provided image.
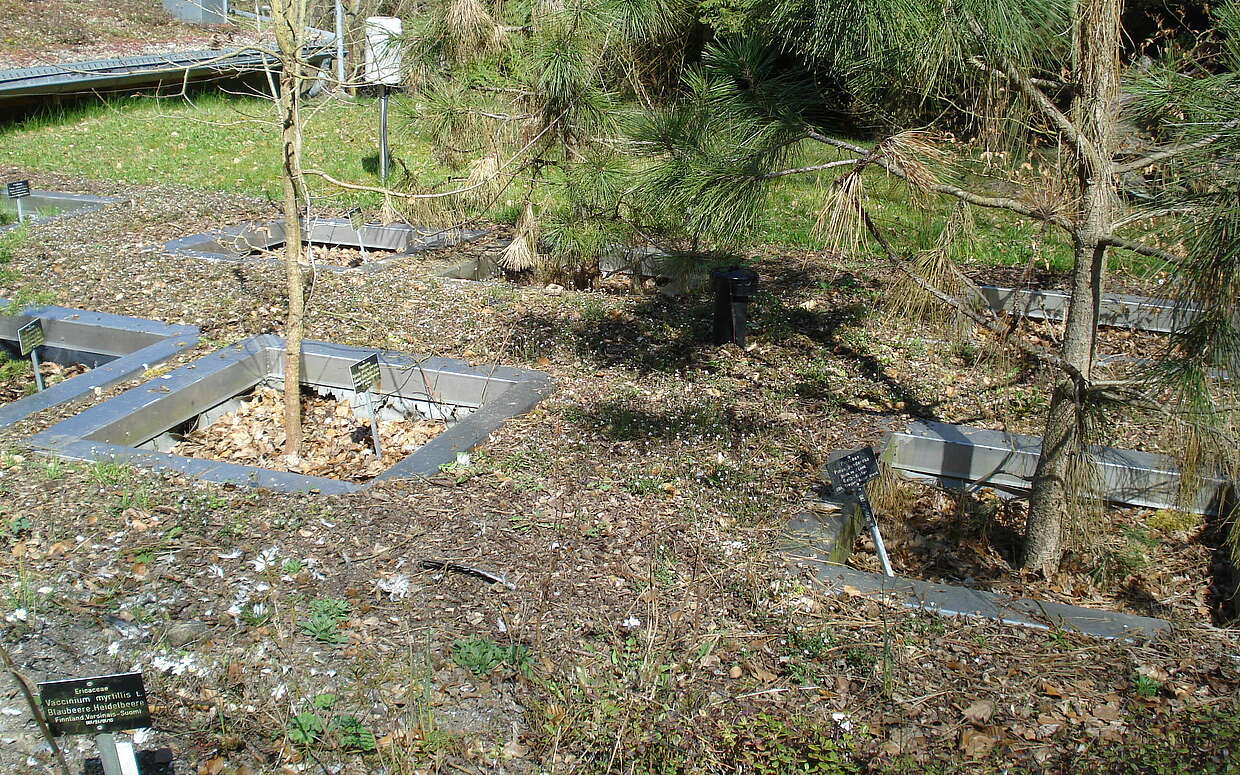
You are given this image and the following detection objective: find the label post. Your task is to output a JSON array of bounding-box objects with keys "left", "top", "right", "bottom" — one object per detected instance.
[
  {"left": 350, "top": 353, "right": 384, "bottom": 459},
  {"left": 18, "top": 319, "right": 45, "bottom": 392},
  {"left": 825, "top": 446, "right": 895, "bottom": 576},
  {"left": 6, "top": 180, "right": 31, "bottom": 223}
]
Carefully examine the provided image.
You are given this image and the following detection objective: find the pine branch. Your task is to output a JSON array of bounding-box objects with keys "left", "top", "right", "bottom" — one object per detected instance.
[
  {"left": 859, "top": 205, "right": 1088, "bottom": 385},
  {"left": 1113, "top": 119, "right": 1240, "bottom": 174},
  {"left": 1101, "top": 233, "right": 1182, "bottom": 264},
  {"left": 967, "top": 56, "right": 1069, "bottom": 91},
  {"left": 805, "top": 130, "right": 1072, "bottom": 230}
]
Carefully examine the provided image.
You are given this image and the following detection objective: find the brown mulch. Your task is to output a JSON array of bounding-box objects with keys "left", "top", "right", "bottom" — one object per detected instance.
[
  {"left": 0, "top": 360, "right": 88, "bottom": 403},
  {"left": 851, "top": 478, "right": 1219, "bottom": 624},
  {"left": 171, "top": 385, "right": 445, "bottom": 481}
]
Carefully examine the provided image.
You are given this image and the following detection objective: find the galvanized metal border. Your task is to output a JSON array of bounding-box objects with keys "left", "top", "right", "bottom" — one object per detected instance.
[
  {"left": 780, "top": 539, "right": 1169, "bottom": 639},
  {"left": 978, "top": 285, "right": 1199, "bottom": 334},
  {"left": 0, "top": 301, "right": 199, "bottom": 428},
  {"left": 0, "top": 46, "right": 334, "bottom": 100},
  {"left": 883, "top": 419, "right": 1232, "bottom": 514},
  {"left": 164, "top": 219, "right": 490, "bottom": 274},
  {"left": 29, "top": 335, "right": 552, "bottom": 493},
  {"left": 1, "top": 191, "right": 118, "bottom": 233}
]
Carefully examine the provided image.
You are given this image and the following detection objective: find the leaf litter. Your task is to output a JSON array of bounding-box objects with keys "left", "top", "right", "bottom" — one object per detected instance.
[{"left": 171, "top": 385, "right": 445, "bottom": 480}]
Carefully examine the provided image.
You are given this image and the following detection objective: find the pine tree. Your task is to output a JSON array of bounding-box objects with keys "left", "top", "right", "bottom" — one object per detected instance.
[{"left": 631, "top": 0, "right": 1240, "bottom": 573}]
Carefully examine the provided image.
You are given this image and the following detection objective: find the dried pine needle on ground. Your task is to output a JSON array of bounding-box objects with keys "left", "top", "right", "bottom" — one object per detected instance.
[{"left": 172, "top": 385, "right": 445, "bottom": 480}]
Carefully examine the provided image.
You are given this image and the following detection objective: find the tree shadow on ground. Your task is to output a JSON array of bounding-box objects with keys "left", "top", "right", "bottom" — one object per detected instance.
[{"left": 573, "top": 397, "right": 793, "bottom": 444}]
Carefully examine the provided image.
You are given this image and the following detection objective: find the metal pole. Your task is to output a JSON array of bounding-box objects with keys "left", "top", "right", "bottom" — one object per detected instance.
[
  {"left": 362, "top": 390, "right": 383, "bottom": 459},
  {"left": 114, "top": 738, "right": 141, "bottom": 775},
  {"left": 379, "top": 85, "right": 389, "bottom": 182},
  {"left": 15, "top": 198, "right": 24, "bottom": 223},
  {"left": 354, "top": 219, "right": 368, "bottom": 261},
  {"left": 730, "top": 297, "right": 749, "bottom": 348},
  {"left": 859, "top": 497, "right": 894, "bottom": 577},
  {"left": 29, "top": 348, "right": 43, "bottom": 392},
  {"left": 94, "top": 733, "right": 140, "bottom": 775},
  {"left": 334, "top": 0, "right": 346, "bottom": 87}
]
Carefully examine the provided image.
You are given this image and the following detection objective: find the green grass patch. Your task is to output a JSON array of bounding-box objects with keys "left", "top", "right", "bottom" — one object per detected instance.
[
  {"left": 1, "top": 93, "right": 1170, "bottom": 271},
  {"left": 0, "top": 92, "right": 449, "bottom": 209}
]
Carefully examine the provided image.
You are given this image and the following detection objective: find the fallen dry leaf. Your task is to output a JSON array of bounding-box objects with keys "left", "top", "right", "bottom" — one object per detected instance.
[{"left": 963, "top": 699, "right": 995, "bottom": 725}]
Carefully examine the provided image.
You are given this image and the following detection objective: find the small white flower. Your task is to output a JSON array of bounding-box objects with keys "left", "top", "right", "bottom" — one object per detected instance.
[
  {"left": 376, "top": 574, "right": 411, "bottom": 599},
  {"left": 250, "top": 546, "right": 280, "bottom": 572}
]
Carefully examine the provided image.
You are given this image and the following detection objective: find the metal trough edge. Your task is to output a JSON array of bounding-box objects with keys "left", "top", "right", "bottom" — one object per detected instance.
[
  {"left": 779, "top": 544, "right": 1169, "bottom": 639},
  {"left": 0, "top": 300, "right": 199, "bottom": 429},
  {"left": 29, "top": 335, "right": 552, "bottom": 493},
  {"left": 1, "top": 191, "right": 118, "bottom": 233},
  {"left": 977, "top": 285, "right": 1199, "bottom": 334},
  {"left": 883, "top": 419, "right": 1232, "bottom": 514}
]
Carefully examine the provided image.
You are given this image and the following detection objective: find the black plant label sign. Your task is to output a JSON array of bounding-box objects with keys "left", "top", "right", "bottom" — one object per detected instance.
[
  {"left": 38, "top": 672, "right": 151, "bottom": 736},
  {"left": 17, "top": 319, "right": 44, "bottom": 356},
  {"left": 350, "top": 353, "right": 382, "bottom": 393},
  {"left": 826, "top": 446, "right": 880, "bottom": 497},
  {"left": 6, "top": 180, "right": 30, "bottom": 199}
]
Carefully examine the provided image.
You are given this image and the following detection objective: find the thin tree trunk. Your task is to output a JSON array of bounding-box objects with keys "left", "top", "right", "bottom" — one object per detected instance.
[
  {"left": 1021, "top": 0, "right": 1121, "bottom": 573},
  {"left": 273, "top": 0, "right": 308, "bottom": 457}
]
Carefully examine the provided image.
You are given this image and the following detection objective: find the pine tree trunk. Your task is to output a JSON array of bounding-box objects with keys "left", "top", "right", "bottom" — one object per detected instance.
[
  {"left": 1021, "top": 0, "right": 1121, "bottom": 573},
  {"left": 273, "top": 0, "right": 308, "bottom": 458}
]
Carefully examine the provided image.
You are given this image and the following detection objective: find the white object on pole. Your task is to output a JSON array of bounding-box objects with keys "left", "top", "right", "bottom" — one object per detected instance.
[
  {"left": 95, "top": 734, "right": 142, "bottom": 775},
  {"left": 334, "top": 0, "right": 346, "bottom": 86},
  {"left": 115, "top": 739, "right": 141, "bottom": 775},
  {"left": 363, "top": 17, "right": 403, "bottom": 85}
]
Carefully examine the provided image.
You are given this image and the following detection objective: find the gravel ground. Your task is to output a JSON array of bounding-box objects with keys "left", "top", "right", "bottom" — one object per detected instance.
[{"left": 0, "top": 166, "right": 1236, "bottom": 774}]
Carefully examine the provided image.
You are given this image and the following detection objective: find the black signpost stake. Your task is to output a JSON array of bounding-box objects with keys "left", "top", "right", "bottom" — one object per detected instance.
[
  {"left": 38, "top": 671, "right": 153, "bottom": 775},
  {"left": 825, "top": 446, "right": 894, "bottom": 577},
  {"left": 350, "top": 353, "right": 384, "bottom": 459},
  {"left": 6, "top": 179, "right": 31, "bottom": 223},
  {"left": 18, "top": 319, "right": 45, "bottom": 392}
]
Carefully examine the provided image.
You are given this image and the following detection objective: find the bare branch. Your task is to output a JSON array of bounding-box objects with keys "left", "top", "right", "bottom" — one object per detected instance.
[
  {"left": 760, "top": 159, "right": 859, "bottom": 179},
  {"left": 303, "top": 111, "right": 564, "bottom": 199},
  {"left": 1000, "top": 58, "right": 1105, "bottom": 173},
  {"left": 967, "top": 56, "right": 1069, "bottom": 91},
  {"left": 804, "top": 130, "right": 870, "bottom": 157},
  {"left": 1102, "top": 233, "right": 1183, "bottom": 265},
  {"left": 1113, "top": 119, "right": 1240, "bottom": 174}
]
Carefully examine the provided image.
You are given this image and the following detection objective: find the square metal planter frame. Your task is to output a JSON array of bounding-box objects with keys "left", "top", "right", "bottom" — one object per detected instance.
[
  {"left": 0, "top": 301, "right": 199, "bottom": 428},
  {"left": 30, "top": 335, "right": 552, "bottom": 494},
  {"left": 1, "top": 191, "right": 118, "bottom": 233},
  {"left": 164, "top": 218, "right": 489, "bottom": 274},
  {"left": 978, "top": 285, "right": 1198, "bottom": 334},
  {"left": 780, "top": 446, "right": 1172, "bottom": 640},
  {"left": 883, "top": 419, "right": 1232, "bottom": 515}
]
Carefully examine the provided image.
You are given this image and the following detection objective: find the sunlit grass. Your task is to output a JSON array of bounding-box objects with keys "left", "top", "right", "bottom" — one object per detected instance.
[
  {"left": 0, "top": 91, "right": 1165, "bottom": 274},
  {"left": 0, "top": 91, "right": 448, "bottom": 209}
]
